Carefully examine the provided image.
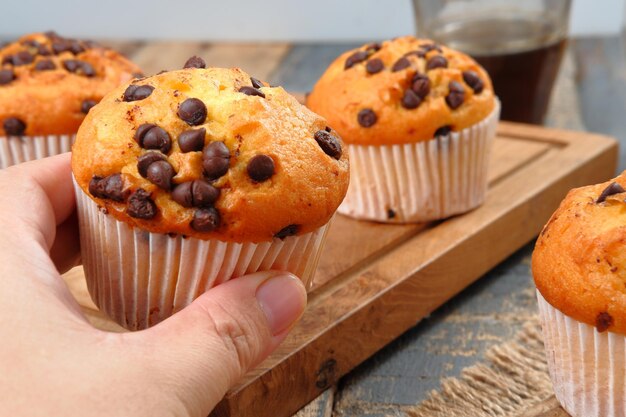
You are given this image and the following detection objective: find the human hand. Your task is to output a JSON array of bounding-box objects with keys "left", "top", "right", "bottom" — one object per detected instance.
[{"left": 0, "top": 153, "right": 307, "bottom": 417}]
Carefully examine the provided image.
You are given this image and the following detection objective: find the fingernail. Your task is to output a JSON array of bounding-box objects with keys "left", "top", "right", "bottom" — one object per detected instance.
[{"left": 256, "top": 274, "right": 307, "bottom": 336}]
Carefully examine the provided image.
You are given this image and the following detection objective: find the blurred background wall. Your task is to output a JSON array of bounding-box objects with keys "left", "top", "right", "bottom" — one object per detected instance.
[{"left": 0, "top": 0, "right": 624, "bottom": 41}]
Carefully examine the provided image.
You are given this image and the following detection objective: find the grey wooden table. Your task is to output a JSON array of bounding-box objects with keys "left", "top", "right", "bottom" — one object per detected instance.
[{"left": 4, "top": 32, "right": 619, "bottom": 416}]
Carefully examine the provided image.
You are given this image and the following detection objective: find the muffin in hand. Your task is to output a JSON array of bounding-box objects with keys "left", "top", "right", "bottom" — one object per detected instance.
[
  {"left": 0, "top": 31, "right": 142, "bottom": 168},
  {"left": 72, "top": 62, "right": 349, "bottom": 330},
  {"left": 533, "top": 174, "right": 626, "bottom": 417},
  {"left": 307, "top": 36, "right": 499, "bottom": 223}
]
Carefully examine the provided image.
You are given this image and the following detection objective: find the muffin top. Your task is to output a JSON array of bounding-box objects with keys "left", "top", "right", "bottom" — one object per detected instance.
[
  {"left": 0, "top": 32, "right": 142, "bottom": 136},
  {"left": 72, "top": 63, "right": 350, "bottom": 242},
  {"left": 533, "top": 173, "right": 626, "bottom": 335},
  {"left": 307, "top": 36, "right": 496, "bottom": 145}
]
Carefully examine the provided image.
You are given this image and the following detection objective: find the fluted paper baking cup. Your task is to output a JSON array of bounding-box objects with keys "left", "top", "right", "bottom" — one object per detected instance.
[
  {"left": 537, "top": 290, "right": 626, "bottom": 417},
  {"left": 75, "top": 182, "right": 330, "bottom": 330},
  {"left": 338, "top": 100, "right": 500, "bottom": 223},
  {"left": 0, "top": 134, "right": 75, "bottom": 168}
]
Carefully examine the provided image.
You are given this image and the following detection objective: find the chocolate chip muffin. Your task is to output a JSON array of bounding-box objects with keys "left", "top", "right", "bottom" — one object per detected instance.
[
  {"left": 307, "top": 36, "right": 500, "bottom": 223},
  {"left": 533, "top": 174, "right": 626, "bottom": 417},
  {"left": 0, "top": 31, "right": 142, "bottom": 168},
  {"left": 72, "top": 60, "right": 349, "bottom": 330}
]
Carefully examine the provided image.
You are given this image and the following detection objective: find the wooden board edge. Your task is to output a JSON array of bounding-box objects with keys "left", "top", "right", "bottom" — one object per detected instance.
[{"left": 211, "top": 133, "right": 617, "bottom": 416}]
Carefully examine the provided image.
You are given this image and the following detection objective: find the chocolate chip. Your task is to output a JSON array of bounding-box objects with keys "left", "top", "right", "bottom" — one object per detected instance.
[
  {"left": 81, "top": 99, "right": 97, "bottom": 114},
  {"left": 365, "top": 58, "right": 384, "bottom": 74},
  {"left": 142, "top": 126, "right": 172, "bottom": 153},
  {"left": 325, "top": 126, "right": 332, "bottom": 132},
  {"left": 313, "top": 130, "right": 342, "bottom": 159},
  {"left": 0, "top": 69, "right": 15, "bottom": 85},
  {"left": 357, "top": 109, "right": 377, "bottom": 128},
  {"left": 123, "top": 84, "right": 155, "bottom": 102},
  {"left": 426, "top": 55, "right": 448, "bottom": 70},
  {"left": 391, "top": 57, "right": 411, "bottom": 72},
  {"left": 171, "top": 182, "right": 194, "bottom": 207},
  {"left": 34, "top": 59, "right": 56, "bottom": 71},
  {"left": 412, "top": 73, "right": 430, "bottom": 98},
  {"left": 127, "top": 189, "right": 157, "bottom": 220},
  {"left": 89, "top": 176, "right": 105, "bottom": 198},
  {"left": 238, "top": 86, "right": 265, "bottom": 98},
  {"left": 137, "top": 152, "right": 168, "bottom": 177},
  {"left": 387, "top": 209, "right": 396, "bottom": 219},
  {"left": 344, "top": 50, "right": 369, "bottom": 69},
  {"left": 595, "top": 311, "right": 613, "bottom": 332},
  {"left": 420, "top": 43, "right": 442, "bottom": 53},
  {"left": 37, "top": 45, "right": 51, "bottom": 56},
  {"left": 21, "top": 39, "right": 39, "bottom": 48},
  {"left": 174, "top": 181, "right": 219, "bottom": 208},
  {"left": 63, "top": 59, "right": 79, "bottom": 72},
  {"left": 134, "top": 124, "right": 156, "bottom": 145},
  {"left": 365, "top": 42, "right": 382, "bottom": 52},
  {"left": 401, "top": 89, "right": 422, "bottom": 109},
  {"left": 146, "top": 160, "right": 176, "bottom": 190},
  {"left": 3, "top": 117, "right": 26, "bottom": 136},
  {"left": 178, "top": 98, "right": 207, "bottom": 125},
  {"left": 13, "top": 51, "right": 34, "bottom": 66},
  {"left": 52, "top": 40, "right": 70, "bottom": 55},
  {"left": 178, "top": 128, "right": 206, "bottom": 153},
  {"left": 203, "top": 141, "right": 230, "bottom": 180},
  {"left": 88, "top": 174, "right": 127, "bottom": 202},
  {"left": 63, "top": 59, "right": 94, "bottom": 76},
  {"left": 434, "top": 125, "right": 452, "bottom": 137},
  {"left": 79, "top": 61, "right": 95, "bottom": 77},
  {"left": 596, "top": 182, "right": 625, "bottom": 203},
  {"left": 247, "top": 154, "right": 275, "bottom": 182},
  {"left": 251, "top": 77, "right": 264, "bottom": 88},
  {"left": 404, "top": 50, "right": 426, "bottom": 58},
  {"left": 274, "top": 224, "right": 299, "bottom": 239},
  {"left": 69, "top": 41, "right": 85, "bottom": 55},
  {"left": 134, "top": 124, "right": 171, "bottom": 154},
  {"left": 462, "top": 70, "right": 484, "bottom": 94},
  {"left": 183, "top": 56, "right": 206, "bottom": 69},
  {"left": 194, "top": 180, "right": 220, "bottom": 207},
  {"left": 44, "top": 31, "right": 61, "bottom": 40},
  {"left": 191, "top": 207, "right": 220, "bottom": 232},
  {"left": 445, "top": 81, "right": 465, "bottom": 109}
]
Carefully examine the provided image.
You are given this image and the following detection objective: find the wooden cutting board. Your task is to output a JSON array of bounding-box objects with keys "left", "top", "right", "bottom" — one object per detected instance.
[{"left": 62, "top": 122, "right": 616, "bottom": 417}]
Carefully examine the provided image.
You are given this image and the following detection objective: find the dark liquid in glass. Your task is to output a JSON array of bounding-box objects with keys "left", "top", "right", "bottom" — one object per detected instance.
[{"left": 429, "top": 17, "right": 567, "bottom": 124}]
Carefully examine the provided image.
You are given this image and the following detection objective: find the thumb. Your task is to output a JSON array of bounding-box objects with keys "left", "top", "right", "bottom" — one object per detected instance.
[{"left": 137, "top": 271, "right": 307, "bottom": 415}]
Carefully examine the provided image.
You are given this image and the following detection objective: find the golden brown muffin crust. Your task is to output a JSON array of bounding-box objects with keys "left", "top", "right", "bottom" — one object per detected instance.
[
  {"left": 72, "top": 67, "right": 349, "bottom": 242},
  {"left": 306, "top": 36, "right": 496, "bottom": 145},
  {"left": 0, "top": 32, "right": 142, "bottom": 136},
  {"left": 533, "top": 173, "right": 626, "bottom": 335}
]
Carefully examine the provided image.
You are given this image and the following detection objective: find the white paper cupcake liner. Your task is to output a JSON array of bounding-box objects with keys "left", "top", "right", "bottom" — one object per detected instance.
[
  {"left": 537, "top": 290, "right": 626, "bottom": 417},
  {"left": 0, "top": 134, "right": 75, "bottom": 169},
  {"left": 338, "top": 100, "right": 500, "bottom": 223},
  {"left": 74, "top": 182, "right": 331, "bottom": 330}
]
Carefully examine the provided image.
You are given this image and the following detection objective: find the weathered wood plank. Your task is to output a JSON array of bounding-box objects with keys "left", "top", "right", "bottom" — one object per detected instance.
[
  {"left": 268, "top": 44, "right": 361, "bottom": 92},
  {"left": 573, "top": 35, "right": 626, "bottom": 170},
  {"left": 293, "top": 388, "right": 335, "bottom": 417},
  {"left": 129, "top": 41, "right": 208, "bottom": 75},
  {"left": 202, "top": 43, "right": 291, "bottom": 81},
  {"left": 98, "top": 39, "right": 146, "bottom": 60}
]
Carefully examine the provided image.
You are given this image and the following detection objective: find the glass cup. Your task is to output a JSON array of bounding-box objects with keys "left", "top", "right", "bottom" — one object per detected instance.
[{"left": 412, "top": 0, "right": 571, "bottom": 125}]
